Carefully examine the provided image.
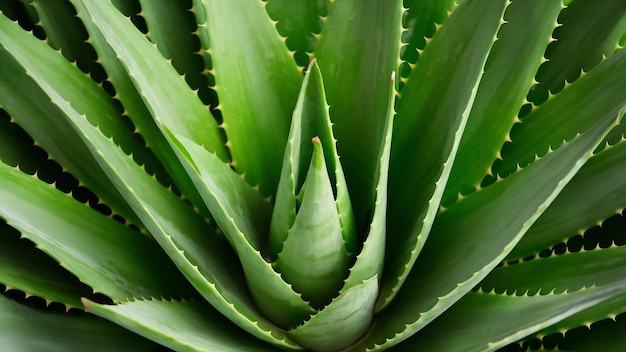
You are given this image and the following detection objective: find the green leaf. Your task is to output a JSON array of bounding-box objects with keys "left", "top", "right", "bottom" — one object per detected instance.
[
  {"left": 482, "top": 245, "right": 626, "bottom": 296},
  {"left": 342, "top": 70, "right": 395, "bottom": 291},
  {"left": 0, "top": 20, "right": 140, "bottom": 224},
  {"left": 22, "top": 58, "right": 299, "bottom": 348},
  {"left": 270, "top": 60, "right": 356, "bottom": 260},
  {"left": 185, "top": 0, "right": 222, "bottom": 126},
  {"left": 380, "top": 0, "right": 507, "bottom": 310},
  {"left": 264, "top": 0, "right": 329, "bottom": 67},
  {"left": 0, "top": 220, "right": 93, "bottom": 309},
  {"left": 495, "top": 47, "right": 626, "bottom": 177},
  {"left": 394, "top": 281, "right": 626, "bottom": 352},
  {"left": 399, "top": 0, "right": 456, "bottom": 86},
  {"left": 74, "top": 0, "right": 228, "bottom": 161},
  {"left": 288, "top": 276, "right": 378, "bottom": 352},
  {"left": 529, "top": 0, "right": 626, "bottom": 106},
  {"left": 275, "top": 139, "right": 350, "bottom": 309},
  {"left": 30, "top": 0, "right": 99, "bottom": 70},
  {"left": 509, "top": 118, "right": 626, "bottom": 261},
  {"left": 0, "top": 113, "right": 54, "bottom": 180},
  {"left": 84, "top": 298, "right": 277, "bottom": 352},
  {"left": 443, "top": 0, "right": 563, "bottom": 204},
  {"left": 539, "top": 313, "right": 626, "bottom": 351},
  {"left": 286, "top": 70, "right": 395, "bottom": 352},
  {"left": 0, "top": 295, "right": 155, "bottom": 352},
  {"left": 0, "top": 161, "right": 193, "bottom": 302},
  {"left": 70, "top": 0, "right": 210, "bottom": 214},
  {"left": 487, "top": 245, "right": 626, "bottom": 346},
  {"left": 138, "top": 0, "right": 217, "bottom": 110},
  {"left": 527, "top": 250, "right": 626, "bottom": 340},
  {"left": 357, "top": 91, "right": 620, "bottom": 350},
  {"left": 139, "top": 0, "right": 199, "bottom": 73},
  {"left": 314, "top": 0, "right": 402, "bottom": 230},
  {"left": 163, "top": 129, "right": 314, "bottom": 330},
  {"left": 201, "top": 0, "right": 303, "bottom": 196}
]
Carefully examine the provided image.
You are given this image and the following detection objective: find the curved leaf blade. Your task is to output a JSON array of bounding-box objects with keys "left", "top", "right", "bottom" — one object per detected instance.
[
  {"left": 496, "top": 47, "right": 626, "bottom": 177},
  {"left": 163, "top": 129, "right": 314, "bottom": 330},
  {"left": 202, "top": 0, "right": 302, "bottom": 196},
  {"left": 359, "top": 98, "right": 620, "bottom": 350},
  {"left": 28, "top": 69, "right": 300, "bottom": 348},
  {"left": 275, "top": 139, "right": 349, "bottom": 308},
  {"left": 84, "top": 298, "right": 277, "bottom": 352},
  {"left": 509, "top": 122, "right": 626, "bottom": 260},
  {"left": 0, "top": 161, "right": 193, "bottom": 302},
  {"left": 396, "top": 281, "right": 626, "bottom": 352},
  {"left": 0, "top": 18, "right": 140, "bottom": 224},
  {"left": 270, "top": 60, "right": 356, "bottom": 259},
  {"left": 0, "top": 220, "right": 93, "bottom": 309},
  {"left": 70, "top": 0, "right": 210, "bottom": 214},
  {"left": 0, "top": 295, "right": 155, "bottom": 352},
  {"left": 289, "top": 276, "right": 378, "bottom": 352},
  {"left": 380, "top": 0, "right": 507, "bottom": 309},
  {"left": 75, "top": 0, "right": 228, "bottom": 160},
  {"left": 443, "top": 0, "right": 563, "bottom": 203},
  {"left": 314, "top": 0, "right": 402, "bottom": 230}
]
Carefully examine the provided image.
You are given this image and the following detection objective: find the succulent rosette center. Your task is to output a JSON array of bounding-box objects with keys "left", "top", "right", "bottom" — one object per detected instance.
[{"left": 237, "top": 60, "right": 394, "bottom": 350}]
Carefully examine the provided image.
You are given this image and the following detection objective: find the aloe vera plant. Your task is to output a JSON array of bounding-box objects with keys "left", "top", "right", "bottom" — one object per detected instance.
[{"left": 1, "top": 0, "right": 626, "bottom": 350}]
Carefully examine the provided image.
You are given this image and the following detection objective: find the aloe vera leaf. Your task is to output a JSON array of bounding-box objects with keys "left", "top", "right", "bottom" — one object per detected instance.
[
  {"left": 532, "top": 296, "right": 626, "bottom": 350},
  {"left": 139, "top": 0, "right": 196, "bottom": 63},
  {"left": 443, "top": 0, "right": 563, "bottom": 204},
  {"left": 1, "top": 7, "right": 158, "bottom": 172},
  {"left": 83, "top": 298, "right": 277, "bottom": 352},
  {"left": 288, "top": 276, "right": 378, "bottom": 352},
  {"left": 138, "top": 0, "right": 205, "bottom": 88},
  {"left": 289, "top": 75, "right": 395, "bottom": 347},
  {"left": 264, "top": 0, "right": 329, "bottom": 67},
  {"left": 0, "top": 162, "right": 194, "bottom": 302},
  {"left": 342, "top": 70, "right": 395, "bottom": 290},
  {"left": 275, "top": 139, "right": 349, "bottom": 309},
  {"left": 68, "top": 1, "right": 212, "bottom": 214},
  {"left": 495, "top": 47, "right": 626, "bottom": 177},
  {"left": 163, "top": 129, "right": 314, "bottom": 329},
  {"left": 393, "top": 281, "right": 626, "bottom": 352},
  {"left": 0, "top": 23, "right": 140, "bottom": 224},
  {"left": 358, "top": 95, "right": 620, "bottom": 350},
  {"left": 399, "top": 0, "right": 456, "bottom": 84},
  {"left": 29, "top": 0, "right": 97, "bottom": 69},
  {"left": 553, "top": 317, "right": 626, "bottom": 352},
  {"left": 314, "top": 0, "right": 402, "bottom": 230},
  {"left": 528, "top": 1, "right": 626, "bottom": 106},
  {"left": 186, "top": 1, "right": 222, "bottom": 127},
  {"left": 271, "top": 60, "right": 356, "bottom": 260},
  {"left": 71, "top": 0, "right": 205, "bottom": 211},
  {"left": 486, "top": 246, "right": 626, "bottom": 342},
  {"left": 508, "top": 130, "right": 626, "bottom": 260},
  {"left": 0, "top": 295, "right": 156, "bottom": 352},
  {"left": 0, "top": 113, "right": 54, "bottom": 180},
  {"left": 201, "top": 0, "right": 302, "bottom": 196},
  {"left": 21, "top": 53, "right": 299, "bottom": 349},
  {"left": 379, "top": 0, "right": 507, "bottom": 310},
  {"left": 0, "top": 220, "right": 93, "bottom": 309},
  {"left": 75, "top": 0, "right": 227, "bottom": 161},
  {"left": 287, "top": 75, "right": 394, "bottom": 349},
  {"left": 483, "top": 245, "right": 626, "bottom": 297},
  {"left": 108, "top": 0, "right": 137, "bottom": 15},
  {"left": 0, "top": 0, "right": 34, "bottom": 25},
  {"left": 62, "top": 108, "right": 297, "bottom": 348}
]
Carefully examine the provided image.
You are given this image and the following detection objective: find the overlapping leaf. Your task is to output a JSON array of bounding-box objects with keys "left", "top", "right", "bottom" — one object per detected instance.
[
  {"left": 380, "top": 0, "right": 507, "bottom": 309},
  {"left": 0, "top": 295, "right": 155, "bottom": 352}
]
